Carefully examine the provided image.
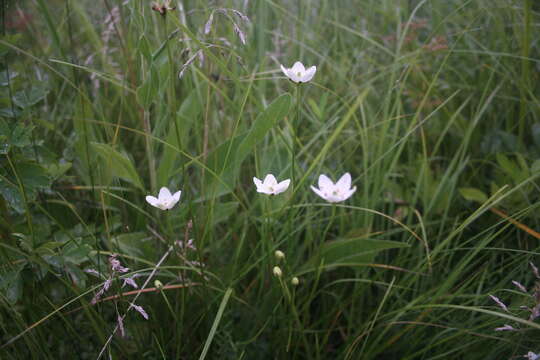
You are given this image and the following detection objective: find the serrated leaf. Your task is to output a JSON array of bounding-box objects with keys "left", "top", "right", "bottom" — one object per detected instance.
[
  {"left": 459, "top": 187, "right": 488, "bottom": 203},
  {"left": 91, "top": 142, "right": 144, "bottom": 190}
]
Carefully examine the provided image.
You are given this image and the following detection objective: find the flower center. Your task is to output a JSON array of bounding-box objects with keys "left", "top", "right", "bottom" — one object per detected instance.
[{"left": 297, "top": 71, "right": 302, "bottom": 77}]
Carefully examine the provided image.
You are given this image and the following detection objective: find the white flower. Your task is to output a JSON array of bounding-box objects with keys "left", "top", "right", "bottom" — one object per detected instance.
[
  {"left": 253, "top": 174, "right": 290, "bottom": 195},
  {"left": 145, "top": 187, "right": 181, "bottom": 210},
  {"left": 311, "top": 173, "right": 356, "bottom": 203},
  {"left": 280, "top": 61, "right": 316, "bottom": 83},
  {"left": 273, "top": 266, "right": 283, "bottom": 277}
]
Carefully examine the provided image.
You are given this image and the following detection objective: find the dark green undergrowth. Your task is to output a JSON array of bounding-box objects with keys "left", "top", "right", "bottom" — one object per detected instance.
[{"left": 1, "top": 0, "right": 540, "bottom": 358}]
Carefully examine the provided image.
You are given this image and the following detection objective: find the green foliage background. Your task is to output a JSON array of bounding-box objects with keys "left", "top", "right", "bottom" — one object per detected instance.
[{"left": 1, "top": 0, "right": 540, "bottom": 358}]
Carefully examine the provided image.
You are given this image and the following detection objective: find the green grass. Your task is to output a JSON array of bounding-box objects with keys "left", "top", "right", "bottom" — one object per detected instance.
[{"left": 1, "top": 0, "right": 540, "bottom": 358}]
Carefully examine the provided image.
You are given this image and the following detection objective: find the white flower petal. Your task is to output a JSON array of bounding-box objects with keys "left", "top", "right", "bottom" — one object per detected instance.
[
  {"left": 145, "top": 196, "right": 160, "bottom": 207},
  {"left": 158, "top": 187, "right": 172, "bottom": 200},
  {"left": 172, "top": 190, "right": 182, "bottom": 203},
  {"left": 336, "top": 172, "right": 352, "bottom": 191},
  {"left": 263, "top": 174, "right": 278, "bottom": 186},
  {"left": 300, "top": 66, "right": 316, "bottom": 82},
  {"left": 341, "top": 186, "right": 357, "bottom": 201},
  {"left": 253, "top": 177, "right": 263, "bottom": 190},
  {"left": 326, "top": 194, "right": 342, "bottom": 203},
  {"left": 280, "top": 64, "right": 289, "bottom": 77},
  {"left": 286, "top": 69, "right": 302, "bottom": 83},
  {"left": 274, "top": 179, "right": 291, "bottom": 194},
  {"left": 318, "top": 174, "right": 334, "bottom": 190},
  {"left": 291, "top": 61, "right": 305, "bottom": 74},
  {"left": 311, "top": 185, "right": 327, "bottom": 201}
]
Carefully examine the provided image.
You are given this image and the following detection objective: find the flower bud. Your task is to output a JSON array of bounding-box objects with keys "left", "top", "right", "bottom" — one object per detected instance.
[
  {"left": 291, "top": 277, "right": 299, "bottom": 286},
  {"left": 154, "top": 280, "right": 163, "bottom": 289},
  {"left": 273, "top": 266, "right": 282, "bottom": 278},
  {"left": 274, "top": 250, "right": 285, "bottom": 261}
]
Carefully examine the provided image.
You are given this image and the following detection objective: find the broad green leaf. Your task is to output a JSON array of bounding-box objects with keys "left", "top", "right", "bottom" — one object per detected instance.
[
  {"left": 212, "top": 202, "right": 239, "bottom": 225},
  {"left": 236, "top": 93, "right": 291, "bottom": 160},
  {"left": 309, "top": 238, "right": 409, "bottom": 268},
  {"left": 138, "top": 35, "right": 152, "bottom": 63},
  {"left": 459, "top": 187, "right": 488, "bottom": 203},
  {"left": 157, "top": 92, "right": 202, "bottom": 185},
  {"left": 496, "top": 153, "right": 528, "bottom": 183},
  {"left": 65, "top": 263, "right": 87, "bottom": 288},
  {"left": 136, "top": 64, "right": 159, "bottom": 108},
  {"left": 63, "top": 243, "right": 92, "bottom": 265},
  {"left": 202, "top": 94, "right": 291, "bottom": 199},
  {"left": 111, "top": 232, "right": 147, "bottom": 257},
  {"left": 531, "top": 160, "right": 540, "bottom": 174},
  {"left": 91, "top": 142, "right": 144, "bottom": 190}
]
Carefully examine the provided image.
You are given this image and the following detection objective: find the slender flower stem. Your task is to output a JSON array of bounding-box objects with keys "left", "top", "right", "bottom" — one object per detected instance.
[
  {"left": 292, "top": 84, "right": 301, "bottom": 190},
  {"left": 322, "top": 205, "right": 337, "bottom": 242}
]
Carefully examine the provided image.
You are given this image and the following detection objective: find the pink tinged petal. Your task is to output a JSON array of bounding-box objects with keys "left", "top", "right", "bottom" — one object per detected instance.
[
  {"left": 84, "top": 269, "right": 101, "bottom": 277},
  {"left": 512, "top": 280, "right": 527, "bottom": 293},
  {"left": 291, "top": 61, "right": 305, "bottom": 74},
  {"left": 145, "top": 195, "right": 160, "bottom": 207},
  {"left": 263, "top": 174, "right": 278, "bottom": 186},
  {"left": 489, "top": 294, "right": 508, "bottom": 312},
  {"left": 530, "top": 304, "right": 540, "bottom": 320},
  {"left": 531, "top": 262, "right": 540, "bottom": 279},
  {"left": 158, "top": 187, "right": 172, "bottom": 200},
  {"left": 91, "top": 287, "right": 106, "bottom": 305},
  {"left": 131, "top": 303, "right": 149, "bottom": 320},
  {"left": 275, "top": 179, "right": 291, "bottom": 194},
  {"left": 318, "top": 174, "right": 334, "bottom": 190},
  {"left": 336, "top": 172, "right": 352, "bottom": 190},
  {"left": 311, "top": 185, "right": 327, "bottom": 201},
  {"left": 117, "top": 315, "right": 126, "bottom": 338},
  {"left": 103, "top": 278, "right": 112, "bottom": 291},
  {"left": 123, "top": 277, "right": 138, "bottom": 289},
  {"left": 301, "top": 66, "right": 316, "bottom": 82},
  {"left": 527, "top": 352, "right": 540, "bottom": 360},
  {"left": 494, "top": 324, "right": 516, "bottom": 331}
]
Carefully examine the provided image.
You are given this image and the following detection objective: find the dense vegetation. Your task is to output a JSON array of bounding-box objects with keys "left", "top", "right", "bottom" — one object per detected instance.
[{"left": 1, "top": 0, "right": 540, "bottom": 358}]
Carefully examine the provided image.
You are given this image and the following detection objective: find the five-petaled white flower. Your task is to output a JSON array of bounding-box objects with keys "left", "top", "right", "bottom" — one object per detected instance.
[
  {"left": 280, "top": 61, "right": 316, "bottom": 83},
  {"left": 253, "top": 174, "right": 290, "bottom": 195},
  {"left": 145, "top": 187, "right": 182, "bottom": 210},
  {"left": 311, "top": 173, "right": 356, "bottom": 203}
]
